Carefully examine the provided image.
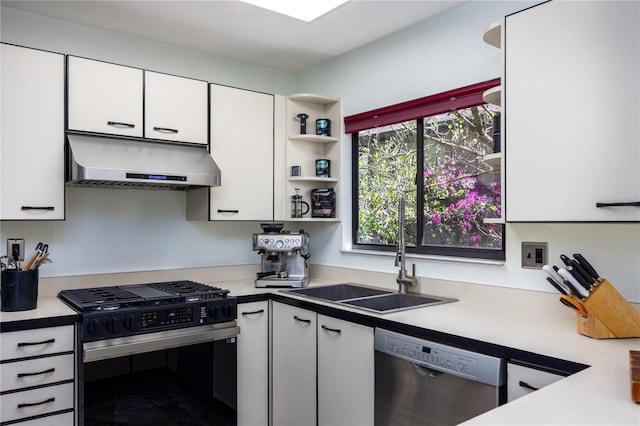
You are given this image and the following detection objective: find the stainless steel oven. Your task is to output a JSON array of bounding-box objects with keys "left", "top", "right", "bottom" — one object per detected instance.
[
  {"left": 58, "top": 280, "right": 239, "bottom": 425},
  {"left": 374, "top": 329, "right": 506, "bottom": 426}
]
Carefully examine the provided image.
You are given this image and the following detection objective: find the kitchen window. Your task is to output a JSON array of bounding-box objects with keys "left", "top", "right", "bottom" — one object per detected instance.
[{"left": 346, "top": 79, "right": 504, "bottom": 260}]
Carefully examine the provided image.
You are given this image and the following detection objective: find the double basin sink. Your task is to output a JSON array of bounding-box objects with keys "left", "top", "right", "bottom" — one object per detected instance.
[{"left": 284, "top": 283, "right": 457, "bottom": 314}]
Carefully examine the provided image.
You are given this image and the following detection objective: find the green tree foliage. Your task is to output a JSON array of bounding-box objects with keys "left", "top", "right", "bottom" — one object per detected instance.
[{"left": 357, "top": 105, "right": 502, "bottom": 249}]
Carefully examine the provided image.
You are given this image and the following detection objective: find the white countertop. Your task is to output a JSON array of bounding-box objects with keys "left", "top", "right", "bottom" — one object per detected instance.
[{"left": 2, "top": 279, "right": 638, "bottom": 425}]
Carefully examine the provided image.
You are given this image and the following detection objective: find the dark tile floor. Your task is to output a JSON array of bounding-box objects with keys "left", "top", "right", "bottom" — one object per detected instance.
[{"left": 84, "top": 369, "right": 235, "bottom": 426}]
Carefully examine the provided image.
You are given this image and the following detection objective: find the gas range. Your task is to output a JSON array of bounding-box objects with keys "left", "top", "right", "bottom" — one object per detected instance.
[{"left": 59, "top": 280, "right": 237, "bottom": 343}]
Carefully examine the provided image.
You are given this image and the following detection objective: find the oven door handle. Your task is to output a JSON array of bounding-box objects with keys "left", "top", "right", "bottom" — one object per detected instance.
[{"left": 83, "top": 323, "right": 240, "bottom": 363}]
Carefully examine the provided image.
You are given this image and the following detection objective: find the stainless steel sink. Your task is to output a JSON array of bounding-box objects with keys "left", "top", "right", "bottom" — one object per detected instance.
[
  {"left": 342, "top": 292, "right": 456, "bottom": 313},
  {"left": 284, "top": 283, "right": 457, "bottom": 314},
  {"left": 287, "top": 283, "right": 393, "bottom": 301}
]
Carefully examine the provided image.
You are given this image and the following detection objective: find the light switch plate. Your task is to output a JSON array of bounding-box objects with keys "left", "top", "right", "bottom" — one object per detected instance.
[
  {"left": 7, "top": 238, "right": 25, "bottom": 261},
  {"left": 522, "top": 241, "right": 548, "bottom": 269}
]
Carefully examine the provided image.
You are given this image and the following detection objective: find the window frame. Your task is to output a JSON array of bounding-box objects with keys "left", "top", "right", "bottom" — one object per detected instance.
[{"left": 349, "top": 79, "right": 505, "bottom": 261}]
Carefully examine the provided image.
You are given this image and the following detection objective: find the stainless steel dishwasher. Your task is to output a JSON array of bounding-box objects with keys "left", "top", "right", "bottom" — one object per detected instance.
[{"left": 374, "top": 329, "right": 506, "bottom": 425}]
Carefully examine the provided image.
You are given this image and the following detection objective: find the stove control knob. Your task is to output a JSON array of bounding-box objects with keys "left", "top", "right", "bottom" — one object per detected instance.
[
  {"left": 85, "top": 318, "right": 100, "bottom": 336},
  {"left": 123, "top": 314, "right": 135, "bottom": 330},
  {"left": 220, "top": 303, "right": 231, "bottom": 318},
  {"left": 208, "top": 305, "right": 219, "bottom": 319},
  {"left": 105, "top": 317, "right": 119, "bottom": 333}
]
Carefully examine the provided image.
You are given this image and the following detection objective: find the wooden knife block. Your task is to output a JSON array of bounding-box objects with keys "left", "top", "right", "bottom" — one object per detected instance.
[{"left": 576, "top": 279, "right": 640, "bottom": 338}]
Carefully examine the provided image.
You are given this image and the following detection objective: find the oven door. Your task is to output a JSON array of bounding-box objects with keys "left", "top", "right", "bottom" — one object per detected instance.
[{"left": 80, "top": 322, "right": 239, "bottom": 425}]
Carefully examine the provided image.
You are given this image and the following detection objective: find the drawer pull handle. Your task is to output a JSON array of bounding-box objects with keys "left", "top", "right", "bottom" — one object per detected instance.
[
  {"left": 293, "top": 315, "right": 312, "bottom": 324},
  {"left": 21, "top": 206, "right": 55, "bottom": 211},
  {"left": 241, "top": 309, "right": 265, "bottom": 316},
  {"left": 596, "top": 201, "right": 640, "bottom": 208},
  {"left": 17, "top": 338, "right": 55, "bottom": 347},
  {"left": 17, "top": 397, "right": 55, "bottom": 409},
  {"left": 107, "top": 121, "right": 135, "bottom": 128},
  {"left": 321, "top": 325, "right": 342, "bottom": 334},
  {"left": 518, "top": 380, "right": 540, "bottom": 391},
  {"left": 17, "top": 368, "right": 55, "bottom": 378},
  {"left": 153, "top": 126, "right": 179, "bottom": 134},
  {"left": 217, "top": 209, "right": 240, "bottom": 214}
]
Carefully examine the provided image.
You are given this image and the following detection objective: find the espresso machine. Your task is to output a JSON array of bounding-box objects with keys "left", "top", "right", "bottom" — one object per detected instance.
[{"left": 253, "top": 223, "right": 310, "bottom": 288}]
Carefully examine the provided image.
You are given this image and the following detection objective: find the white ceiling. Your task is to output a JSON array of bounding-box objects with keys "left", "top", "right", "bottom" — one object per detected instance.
[{"left": 1, "top": 0, "right": 466, "bottom": 72}]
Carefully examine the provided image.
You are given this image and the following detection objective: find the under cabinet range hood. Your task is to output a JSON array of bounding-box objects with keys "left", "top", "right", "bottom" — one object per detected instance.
[{"left": 65, "top": 134, "right": 221, "bottom": 190}]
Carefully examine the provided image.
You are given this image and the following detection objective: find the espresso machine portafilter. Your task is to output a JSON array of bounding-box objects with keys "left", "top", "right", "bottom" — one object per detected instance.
[{"left": 253, "top": 223, "right": 310, "bottom": 288}]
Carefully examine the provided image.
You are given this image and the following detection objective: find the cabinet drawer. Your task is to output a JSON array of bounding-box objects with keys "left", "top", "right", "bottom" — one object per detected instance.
[
  {"left": 1, "top": 325, "right": 74, "bottom": 361},
  {"left": 13, "top": 411, "right": 74, "bottom": 426},
  {"left": 0, "top": 382, "right": 74, "bottom": 423},
  {"left": 507, "top": 363, "right": 564, "bottom": 402},
  {"left": 1, "top": 353, "right": 74, "bottom": 392}
]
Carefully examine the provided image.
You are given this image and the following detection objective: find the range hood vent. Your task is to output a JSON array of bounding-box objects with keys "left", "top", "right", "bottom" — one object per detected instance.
[{"left": 66, "top": 134, "right": 221, "bottom": 190}]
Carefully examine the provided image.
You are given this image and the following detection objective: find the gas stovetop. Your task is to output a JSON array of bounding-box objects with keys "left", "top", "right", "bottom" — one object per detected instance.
[
  {"left": 59, "top": 281, "right": 237, "bottom": 342},
  {"left": 59, "top": 280, "right": 230, "bottom": 313}
]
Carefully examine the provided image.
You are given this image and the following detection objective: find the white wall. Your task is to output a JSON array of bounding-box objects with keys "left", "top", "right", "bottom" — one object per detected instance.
[
  {"left": 1, "top": 2, "right": 638, "bottom": 302},
  {"left": 297, "top": 0, "right": 640, "bottom": 302}
]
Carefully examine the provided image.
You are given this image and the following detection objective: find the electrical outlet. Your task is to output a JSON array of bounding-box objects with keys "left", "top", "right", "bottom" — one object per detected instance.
[
  {"left": 7, "top": 238, "right": 25, "bottom": 261},
  {"left": 522, "top": 241, "right": 548, "bottom": 269}
]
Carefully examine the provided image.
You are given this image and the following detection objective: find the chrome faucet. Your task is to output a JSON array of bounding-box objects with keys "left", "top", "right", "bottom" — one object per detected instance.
[{"left": 395, "top": 196, "right": 417, "bottom": 294}]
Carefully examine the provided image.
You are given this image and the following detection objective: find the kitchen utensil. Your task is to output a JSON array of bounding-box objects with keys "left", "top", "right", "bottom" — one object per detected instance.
[
  {"left": 559, "top": 295, "right": 587, "bottom": 317},
  {"left": 572, "top": 253, "right": 602, "bottom": 282},
  {"left": 291, "top": 188, "right": 310, "bottom": 218},
  {"left": 557, "top": 268, "right": 590, "bottom": 298},
  {"left": 546, "top": 277, "right": 568, "bottom": 296},
  {"left": 542, "top": 265, "right": 569, "bottom": 292}
]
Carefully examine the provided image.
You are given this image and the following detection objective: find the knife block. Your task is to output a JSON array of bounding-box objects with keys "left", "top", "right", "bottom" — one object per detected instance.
[{"left": 576, "top": 279, "right": 640, "bottom": 339}]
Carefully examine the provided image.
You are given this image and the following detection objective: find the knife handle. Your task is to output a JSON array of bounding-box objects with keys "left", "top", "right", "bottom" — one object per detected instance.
[
  {"left": 546, "top": 277, "right": 568, "bottom": 296},
  {"left": 558, "top": 268, "right": 590, "bottom": 298},
  {"left": 568, "top": 259, "right": 595, "bottom": 284},
  {"left": 573, "top": 253, "right": 601, "bottom": 282},
  {"left": 559, "top": 295, "right": 588, "bottom": 318}
]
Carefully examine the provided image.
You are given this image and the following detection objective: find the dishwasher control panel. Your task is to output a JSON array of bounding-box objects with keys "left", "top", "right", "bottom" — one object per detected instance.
[{"left": 374, "top": 328, "right": 505, "bottom": 386}]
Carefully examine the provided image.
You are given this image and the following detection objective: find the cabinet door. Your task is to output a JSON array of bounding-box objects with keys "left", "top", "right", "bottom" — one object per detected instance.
[
  {"left": 144, "top": 71, "right": 207, "bottom": 144},
  {"left": 507, "top": 363, "right": 564, "bottom": 402},
  {"left": 271, "top": 302, "right": 316, "bottom": 426},
  {"left": 237, "top": 302, "right": 269, "bottom": 426},
  {"left": 67, "top": 56, "right": 143, "bottom": 137},
  {"left": 208, "top": 84, "right": 274, "bottom": 220},
  {"left": 0, "top": 44, "right": 64, "bottom": 219},
  {"left": 317, "top": 315, "right": 374, "bottom": 426},
  {"left": 505, "top": 1, "right": 640, "bottom": 221}
]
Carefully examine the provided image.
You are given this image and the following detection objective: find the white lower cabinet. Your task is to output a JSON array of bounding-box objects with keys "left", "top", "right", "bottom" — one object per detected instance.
[
  {"left": 272, "top": 302, "right": 317, "bottom": 426},
  {"left": 0, "top": 325, "right": 76, "bottom": 425},
  {"left": 507, "top": 362, "right": 564, "bottom": 402},
  {"left": 271, "top": 301, "right": 374, "bottom": 426},
  {"left": 237, "top": 301, "right": 269, "bottom": 426},
  {"left": 317, "top": 314, "right": 374, "bottom": 426}
]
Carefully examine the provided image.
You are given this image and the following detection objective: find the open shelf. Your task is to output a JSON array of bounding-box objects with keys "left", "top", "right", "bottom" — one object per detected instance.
[
  {"left": 483, "top": 21, "right": 501, "bottom": 48},
  {"left": 289, "top": 134, "right": 339, "bottom": 143},
  {"left": 483, "top": 86, "right": 501, "bottom": 106}
]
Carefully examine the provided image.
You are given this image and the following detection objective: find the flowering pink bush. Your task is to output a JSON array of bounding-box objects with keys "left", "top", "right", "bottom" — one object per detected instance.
[{"left": 423, "top": 159, "right": 501, "bottom": 248}]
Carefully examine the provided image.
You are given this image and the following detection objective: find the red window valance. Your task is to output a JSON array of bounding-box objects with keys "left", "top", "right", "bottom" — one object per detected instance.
[{"left": 344, "top": 78, "right": 500, "bottom": 134}]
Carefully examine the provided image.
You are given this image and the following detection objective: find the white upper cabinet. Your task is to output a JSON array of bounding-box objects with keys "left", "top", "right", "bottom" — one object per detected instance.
[
  {"left": 144, "top": 71, "right": 208, "bottom": 144},
  {"left": 67, "top": 56, "right": 143, "bottom": 137},
  {"left": 186, "top": 84, "right": 275, "bottom": 221},
  {"left": 505, "top": 1, "right": 640, "bottom": 221},
  {"left": 67, "top": 57, "right": 207, "bottom": 144},
  {"left": 1, "top": 44, "right": 65, "bottom": 220}
]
